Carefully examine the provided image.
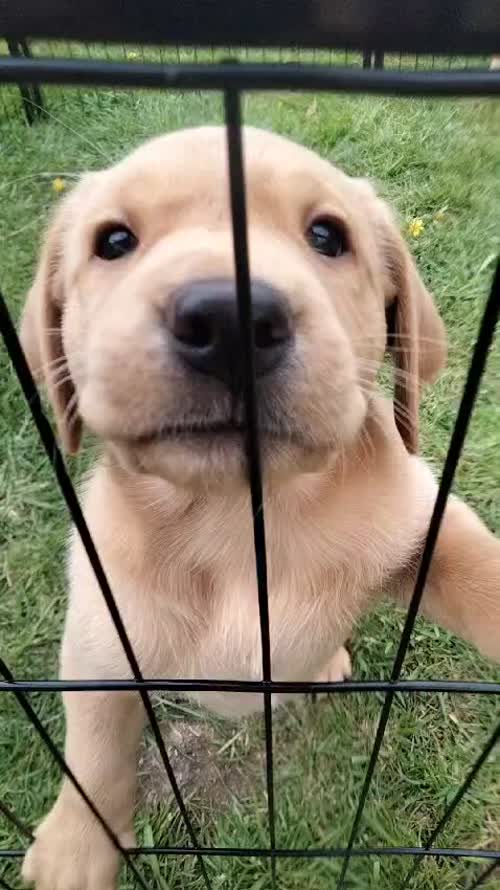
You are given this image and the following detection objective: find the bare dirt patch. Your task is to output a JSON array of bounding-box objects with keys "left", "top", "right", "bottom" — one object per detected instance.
[{"left": 138, "top": 716, "right": 261, "bottom": 811}]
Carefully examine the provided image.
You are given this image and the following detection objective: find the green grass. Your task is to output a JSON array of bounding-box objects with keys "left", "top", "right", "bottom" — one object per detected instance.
[{"left": 1, "top": 54, "right": 500, "bottom": 890}]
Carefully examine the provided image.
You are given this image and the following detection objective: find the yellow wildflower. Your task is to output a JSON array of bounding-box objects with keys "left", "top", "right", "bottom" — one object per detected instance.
[
  {"left": 127, "top": 51, "right": 139, "bottom": 60},
  {"left": 407, "top": 217, "right": 425, "bottom": 238},
  {"left": 52, "top": 177, "right": 66, "bottom": 193}
]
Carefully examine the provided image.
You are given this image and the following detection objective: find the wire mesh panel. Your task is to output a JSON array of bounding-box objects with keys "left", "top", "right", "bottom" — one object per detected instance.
[
  {"left": 0, "top": 40, "right": 494, "bottom": 129},
  {"left": 1, "top": 2, "right": 500, "bottom": 889}
]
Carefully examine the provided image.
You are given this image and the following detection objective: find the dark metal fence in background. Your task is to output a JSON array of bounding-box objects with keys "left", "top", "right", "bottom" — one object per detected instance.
[
  {"left": 0, "top": 40, "right": 497, "bottom": 127},
  {"left": 0, "top": 1, "right": 499, "bottom": 888}
]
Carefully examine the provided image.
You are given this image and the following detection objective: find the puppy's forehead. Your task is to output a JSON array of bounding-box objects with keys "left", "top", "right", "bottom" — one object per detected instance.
[{"left": 102, "top": 126, "right": 353, "bottom": 212}]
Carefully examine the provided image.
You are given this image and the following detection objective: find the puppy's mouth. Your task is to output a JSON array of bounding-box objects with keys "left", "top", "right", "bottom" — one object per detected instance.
[{"left": 130, "top": 419, "right": 303, "bottom": 448}]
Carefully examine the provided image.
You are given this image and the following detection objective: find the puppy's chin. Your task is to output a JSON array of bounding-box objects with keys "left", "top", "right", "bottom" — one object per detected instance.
[
  {"left": 105, "top": 432, "right": 339, "bottom": 492},
  {"left": 85, "top": 385, "right": 368, "bottom": 491}
]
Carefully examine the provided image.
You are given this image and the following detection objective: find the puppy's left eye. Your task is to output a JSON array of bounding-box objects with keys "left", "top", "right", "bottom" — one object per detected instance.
[
  {"left": 306, "top": 217, "right": 347, "bottom": 258},
  {"left": 94, "top": 226, "right": 138, "bottom": 261}
]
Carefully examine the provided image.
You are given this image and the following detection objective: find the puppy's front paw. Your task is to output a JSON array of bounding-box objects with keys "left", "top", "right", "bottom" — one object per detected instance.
[
  {"left": 315, "top": 646, "right": 352, "bottom": 683},
  {"left": 22, "top": 799, "right": 131, "bottom": 890}
]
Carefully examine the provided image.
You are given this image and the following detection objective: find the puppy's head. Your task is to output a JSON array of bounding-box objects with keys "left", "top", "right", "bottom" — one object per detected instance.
[{"left": 21, "top": 127, "right": 446, "bottom": 488}]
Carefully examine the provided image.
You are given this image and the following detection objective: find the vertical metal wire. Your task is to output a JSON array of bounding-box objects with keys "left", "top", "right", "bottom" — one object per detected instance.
[
  {"left": 0, "top": 290, "right": 212, "bottom": 890},
  {"left": 467, "top": 862, "right": 499, "bottom": 889},
  {"left": 0, "top": 800, "right": 32, "bottom": 842},
  {"left": 399, "top": 720, "right": 500, "bottom": 888},
  {"left": 336, "top": 258, "right": 500, "bottom": 890},
  {"left": 223, "top": 88, "right": 276, "bottom": 887},
  {"left": 6, "top": 39, "right": 44, "bottom": 125}
]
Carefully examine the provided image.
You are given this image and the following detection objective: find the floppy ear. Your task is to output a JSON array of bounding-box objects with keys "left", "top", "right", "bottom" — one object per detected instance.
[
  {"left": 358, "top": 182, "right": 447, "bottom": 453},
  {"left": 20, "top": 195, "right": 82, "bottom": 454}
]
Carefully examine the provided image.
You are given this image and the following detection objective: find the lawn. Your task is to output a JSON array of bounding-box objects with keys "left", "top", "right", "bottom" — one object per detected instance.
[{"left": 0, "top": 47, "right": 499, "bottom": 890}]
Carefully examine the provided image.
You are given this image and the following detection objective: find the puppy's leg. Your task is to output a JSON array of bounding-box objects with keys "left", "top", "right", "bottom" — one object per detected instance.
[
  {"left": 315, "top": 646, "right": 353, "bottom": 683},
  {"left": 396, "top": 496, "right": 500, "bottom": 661},
  {"left": 23, "top": 686, "right": 145, "bottom": 890}
]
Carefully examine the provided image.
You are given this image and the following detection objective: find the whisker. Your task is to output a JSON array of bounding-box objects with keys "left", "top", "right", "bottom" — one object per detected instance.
[
  {"left": 358, "top": 384, "right": 415, "bottom": 438},
  {"left": 358, "top": 363, "right": 421, "bottom": 388},
  {"left": 50, "top": 374, "right": 74, "bottom": 391},
  {"left": 60, "top": 392, "right": 79, "bottom": 432},
  {"left": 353, "top": 333, "right": 447, "bottom": 346}
]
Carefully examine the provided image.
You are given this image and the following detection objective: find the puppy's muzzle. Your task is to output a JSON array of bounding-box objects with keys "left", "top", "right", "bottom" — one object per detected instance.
[{"left": 167, "top": 277, "right": 294, "bottom": 393}]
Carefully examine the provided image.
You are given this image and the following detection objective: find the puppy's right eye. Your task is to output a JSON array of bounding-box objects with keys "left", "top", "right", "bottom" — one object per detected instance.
[{"left": 94, "top": 226, "right": 138, "bottom": 261}]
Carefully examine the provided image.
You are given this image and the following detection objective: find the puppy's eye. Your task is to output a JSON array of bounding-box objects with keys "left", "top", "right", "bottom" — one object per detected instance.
[
  {"left": 306, "top": 217, "right": 347, "bottom": 258},
  {"left": 94, "top": 226, "right": 138, "bottom": 260}
]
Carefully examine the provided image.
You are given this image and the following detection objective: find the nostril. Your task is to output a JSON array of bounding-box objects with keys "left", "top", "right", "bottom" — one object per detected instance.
[
  {"left": 254, "top": 317, "right": 290, "bottom": 349},
  {"left": 253, "top": 300, "right": 292, "bottom": 351},
  {"left": 173, "top": 311, "right": 213, "bottom": 349}
]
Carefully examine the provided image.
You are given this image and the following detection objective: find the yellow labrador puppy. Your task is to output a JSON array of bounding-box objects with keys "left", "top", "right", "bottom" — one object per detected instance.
[{"left": 20, "top": 127, "right": 499, "bottom": 890}]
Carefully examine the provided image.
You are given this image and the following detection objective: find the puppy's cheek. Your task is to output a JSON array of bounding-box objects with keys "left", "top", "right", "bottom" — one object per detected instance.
[
  {"left": 290, "top": 341, "right": 367, "bottom": 450},
  {"left": 339, "top": 387, "right": 368, "bottom": 446},
  {"left": 78, "top": 375, "right": 169, "bottom": 443},
  {"left": 76, "top": 327, "right": 175, "bottom": 440},
  {"left": 306, "top": 388, "right": 367, "bottom": 455}
]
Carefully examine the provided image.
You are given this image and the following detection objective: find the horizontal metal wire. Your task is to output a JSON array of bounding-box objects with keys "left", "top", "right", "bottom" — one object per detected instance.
[
  {"left": 0, "top": 57, "right": 500, "bottom": 95},
  {"left": 1, "top": 845, "right": 499, "bottom": 861},
  {"left": 1, "top": 678, "right": 499, "bottom": 695}
]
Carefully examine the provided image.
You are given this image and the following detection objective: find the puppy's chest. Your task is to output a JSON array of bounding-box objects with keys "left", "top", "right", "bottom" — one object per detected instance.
[
  {"left": 187, "top": 501, "right": 424, "bottom": 690},
  {"left": 191, "top": 549, "right": 372, "bottom": 686}
]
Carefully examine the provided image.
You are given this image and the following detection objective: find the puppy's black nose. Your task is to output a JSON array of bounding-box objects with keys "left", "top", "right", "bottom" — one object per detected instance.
[{"left": 168, "top": 278, "right": 293, "bottom": 390}]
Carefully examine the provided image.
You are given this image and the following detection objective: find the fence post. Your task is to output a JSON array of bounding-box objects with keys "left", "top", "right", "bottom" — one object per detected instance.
[
  {"left": 6, "top": 39, "right": 45, "bottom": 124},
  {"left": 363, "top": 49, "right": 385, "bottom": 69}
]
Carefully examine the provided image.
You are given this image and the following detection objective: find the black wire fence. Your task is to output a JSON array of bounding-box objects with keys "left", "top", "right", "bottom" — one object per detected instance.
[
  {"left": 0, "top": 2, "right": 499, "bottom": 888},
  {"left": 0, "top": 39, "right": 495, "bottom": 127}
]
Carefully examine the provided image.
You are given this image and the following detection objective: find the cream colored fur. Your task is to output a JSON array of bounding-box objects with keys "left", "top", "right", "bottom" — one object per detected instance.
[{"left": 19, "top": 127, "right": 499, "bottom": 890}]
